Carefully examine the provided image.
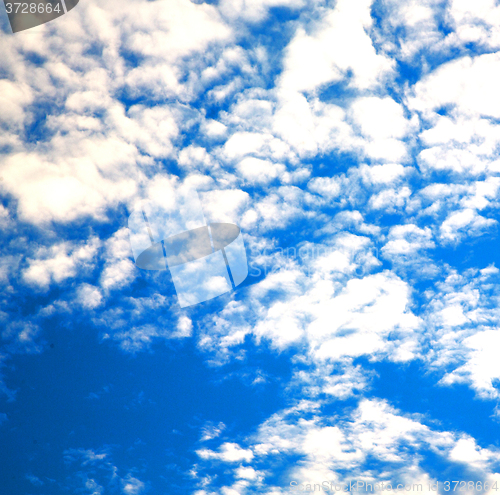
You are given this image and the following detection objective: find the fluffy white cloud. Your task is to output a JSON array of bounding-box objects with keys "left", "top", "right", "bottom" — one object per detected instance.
[
  {"left": 410, "top": 53, "right": 500, "bottom": 119},
  {"left": 350, "top": 97, "right": 413, "bottom": 140},
  {"left": 359, "top": 163, "right": 412, "bottom": 185},
  {"left": 121, "top": 474, "right": 146, "bottom": 495},
  {"left": 439, "top": 208, "right": 496, "bottom": 243},
  {"left": 199, "top": 234, "right": 420, "bottom": 367},
  {"left": 63, "top": 446, "right": 147, "bottom": 494},
  {"left": 3, "top": 321, "right": 42, "bottom": 354},
  {"left": 0, "top": 0, "right": 236, "bottom": 226},
  {"left": 441, "top": 329, "right": 500, "bottom": 398},
  {"left": 279, "top": 0, "right": 394, "bottom": 93},
  {"left": 5, "top": 1, "right": 500, "bottom": 493},
  {"left": 421, "top": 266, "right": 500, "bottom": 399},
  {"left": 193, "top": 398, "right": 500, "bottom": 493},
  {"left": 0, "top": 80, "right": 33, "bottom": 128},
  {"left": 198, "top": 188, "right": 250, "bottom": 224},
  {"left": 382, "top": 224, "right": 435, "bottom": 256},
  {"left": 2, "top": 145, "right": 139, "bottom": 224},
  {"left": 77, "top": 283, "right": 104, "bottom": 309},
  {"left": 236, "top": 157, "right": 286, "bottom": 184}
]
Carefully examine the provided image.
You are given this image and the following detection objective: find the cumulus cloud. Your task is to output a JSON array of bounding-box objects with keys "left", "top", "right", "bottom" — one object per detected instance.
[
  {"left": 5, "top": 0, "right": 500, "bottom": 492},
  {"left": 420, "top": 266, "right": 500, "bottom": 399},
  {"left": 121, "top": 474, "right": 146, "bottom": 495},
  {"left": 100, "top": 228, "right": 136, "bottom": 291},
  {"left": 197, "top": 442, "right": 254, "bottom": 463},
  {"left": 23, "top": 238, "right": 100, "bottom": 288},
  {"left": 198, "top": 233, "right": 418, "bottom": 368},
  {"left": 0, "top": 0, "right": 235, "bottom": 226},
  {"left": 201, "top": 422, "right": 226, "bottom": 442},
  {"left": 63, "top": 446, "right": 148, "bottom": 494}
]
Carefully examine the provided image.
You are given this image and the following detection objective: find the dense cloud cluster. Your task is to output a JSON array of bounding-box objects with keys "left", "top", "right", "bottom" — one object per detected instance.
[{"left": 2, "top": 0, "right": 500, "bottom": 493}]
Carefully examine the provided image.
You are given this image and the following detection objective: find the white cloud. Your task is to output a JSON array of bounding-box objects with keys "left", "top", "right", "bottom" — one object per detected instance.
[
  {"left": 273, "top": 93, "right": 357, "bottom": 157},
  {"left": 410, "top": 53, "right": 500, "bottom": 119},
  {"left": 178, "top": 146, "right": 216, "bottom": 172},
  {"left": 23, "top": 238, "right": 100, "bottom": 288},
  {"left": 121, "top": 475, "right": 146, "bottom": 495},
  {"left": 349, "top": 97, "right": 416, "bottom": 162},
  {"left": 368, "top": 186, "right": 412, "bottom": 212},
  {"left": 279, "top": 0, "right": 394, "bottom": 93},
  {"left": 0, "top": 0, "right": 237, "bottom": 226},
  {"left": 100, "top": 228, "right": 136, "bottom": 291},
  {"left": 268, "top": 0, "right": 405, "bottom": 161},
  {"left": 243, "top": 186, "right": 317, "bottom": 232},
  {"left": 417, "top": 116, "right": 500, "bottom": 175},
  {"left": 449, "top": 436, "right": 493, "bottom": 471},
  {"left": 420, "top": 266, "right": 500, "bottom": 399},
  {"left": 2, "top": 146, "right": 139, "bottom": 224},
  {"left": 307, "top": 272, "right": 421, "bottom": 363},
  {"left": 0, "top": 80, "right": 33, "bottom": 128},
  {"left": 122, "top": 0, "right": 232, "bottom": 60},
  {"left": 200, "top": 234, "right": 420, "bottom": 366},
  {"left": 100, "top": 258, "right": 136, "bottom": 292},
  {"left": 63, "top": 446, "right": 147, "bottom": 494},
  {"left": 176, "top": 315, "right": 193, "bottom": 338},
  {"left": 198, "top": 189, "right": 249, "bottom": 225},
  {"left": 441, "top": 330, "right": 500, "bottom": 398},
  {"left": 223, "top": 132, "right": 282, "bottom": 161},
  {"left": 289, "top": 363, "right": 373, "bottom": 400},
  {"left": 219, "top": 0, "right": 305, "bottom": 23},
  {"left": 77, "top": 283, "right": 104, "bottom": 309},
  {"left": 234, "top": 466, "right": 262, "bottom": 480},
  {"left": 359, "top": 163, "right": 412, "bottom": 185},
  {"left": 203, "top": 119, "right": 228, "bottom": 138},
  {"left": 440, "top": 208, "right": 496, "bottom": 243},
  {"left": 26, "top": 474, "right": 43, "bottom": 486},
  {"left": 104, "top": 324, "right": 162, "bottom": 353},
  {"left": 194, "top": 398, "right": 500, "bottom": 493},
  {"left": 371, "top": 0, "right": 445, "bottom": 61},
  {"left": 350, "top": 97, "right": 412, "bottom": 140},
  {"left": 236, "top": 157, "right": 286, "bottom": 184},
  {"left": 63, "top": 448, "right": 109, "bottom": 466},
  {"left": 106, "top": 104, "right": 179, "bottom": 159},
  {"left": 197, "top": 442, "right": 254, "bottom": 463},
  {"left": 307, "top": 176, "right": 342, "bottom": 199},
  {"left": 382, "top": 224, "right": 435, "bottom": 256}
]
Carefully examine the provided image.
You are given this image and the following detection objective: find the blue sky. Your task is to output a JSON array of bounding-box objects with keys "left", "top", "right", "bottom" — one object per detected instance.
[{"left": 3, "top": 0, "right": 500, "bottom": 493}]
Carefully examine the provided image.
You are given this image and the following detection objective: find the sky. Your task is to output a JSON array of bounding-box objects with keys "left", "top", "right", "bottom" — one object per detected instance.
[{"left": 2, "top": 0, "right": 500, "bottom": 493}]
